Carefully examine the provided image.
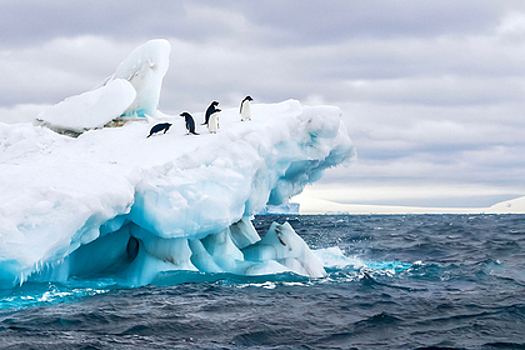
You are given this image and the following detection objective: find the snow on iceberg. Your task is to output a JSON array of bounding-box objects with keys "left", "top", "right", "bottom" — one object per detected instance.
[
  {"left": 35, "top": 39, "right": 171, "bottom": 133},
  {"left": 0, "top": 40, "right": 355, "bottom": 288}
]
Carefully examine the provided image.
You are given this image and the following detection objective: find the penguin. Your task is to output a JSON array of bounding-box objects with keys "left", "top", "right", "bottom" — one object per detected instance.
[
  {"left": 180, "top": 112, "right": 199, "bottom": 135},
  {"left": 202, "top": 101, "right": 220, "bottom": 125},
  {"left": 240, "top": 95, "right": 253, "bottom": 121},
  {"left": 147, "top": 122, "right": 172, "bottom": 138},
  {"left": 208, "top": 108, "right": 221, "bottom": 134}
]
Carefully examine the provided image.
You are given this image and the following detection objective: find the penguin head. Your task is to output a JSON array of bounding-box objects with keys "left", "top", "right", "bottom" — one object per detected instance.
[
  {"left": 180, "top": 112, "right": 191, "bottom": 119},
  {"left": 245, "top": 96, "right": 253, "bottom": 101}
]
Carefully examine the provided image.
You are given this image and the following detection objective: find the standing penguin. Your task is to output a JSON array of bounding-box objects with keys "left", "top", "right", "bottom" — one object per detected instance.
[
  {"left": 240, "top": 95, "right": 253, "bottom": 121},
  {"left": 208, "top": 108, "right": 221, "bottom": 134},
  {"left": 180, "top": 112, "right": 199, "bottom": 135},
  {"left": 202, "top": 101, "right": 220, "bottom": 125}
]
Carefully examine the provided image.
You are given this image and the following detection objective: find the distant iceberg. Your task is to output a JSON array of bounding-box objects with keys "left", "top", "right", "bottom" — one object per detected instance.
[
  {"left": 486, "top": 196, "right": 525, "bottom": 214},
  {"left": 0, "top": 40, "right": 355, "bottom": 287},
  {"left": 259, "top": 203, "right": 301, "bottom": 215}
]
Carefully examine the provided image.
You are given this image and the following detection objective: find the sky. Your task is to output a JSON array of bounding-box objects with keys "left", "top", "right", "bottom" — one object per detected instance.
[{"left": 1, "top": 0, "right": 525, "bottom": 209}]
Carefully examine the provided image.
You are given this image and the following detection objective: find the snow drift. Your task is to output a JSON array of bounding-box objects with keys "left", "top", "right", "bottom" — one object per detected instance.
[{"left": 0, "top": 40, "right": 355, "bottom": 288}]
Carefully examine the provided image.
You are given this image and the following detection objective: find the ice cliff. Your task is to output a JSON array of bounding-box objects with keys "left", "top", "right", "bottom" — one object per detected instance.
[{"left": 0, "top": 40, "right": 355, "bottom": 287}]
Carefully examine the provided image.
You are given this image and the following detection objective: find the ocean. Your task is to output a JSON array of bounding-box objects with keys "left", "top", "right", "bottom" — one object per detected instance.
[{"left": 1, "top": 214, "right": 524, "bottom": 350}]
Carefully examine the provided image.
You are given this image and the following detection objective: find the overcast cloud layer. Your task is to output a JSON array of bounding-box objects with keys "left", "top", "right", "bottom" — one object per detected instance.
[{"left": 1, "top": 1, "right": 525, "bottom": 208}]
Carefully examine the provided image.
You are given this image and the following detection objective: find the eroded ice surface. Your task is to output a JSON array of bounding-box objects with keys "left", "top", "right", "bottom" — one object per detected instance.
[
  {"left": 35, "top": 39, "right": 171, "bottom": 132},
  {"left": 110, "top": 39, "right": 171, "bottom": 118}
]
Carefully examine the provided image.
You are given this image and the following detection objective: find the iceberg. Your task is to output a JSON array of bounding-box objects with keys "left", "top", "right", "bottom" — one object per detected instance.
[
  {"left": 0, "top": 40, "right": 355, "bottom": 288},
  {"left": 259, "top": 203, "right": 301, "bottom": 215}
]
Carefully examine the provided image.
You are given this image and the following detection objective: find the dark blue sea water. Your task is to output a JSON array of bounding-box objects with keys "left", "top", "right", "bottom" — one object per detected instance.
[{"left": 1, "top": 214, "right": 525, "bottom": 350}]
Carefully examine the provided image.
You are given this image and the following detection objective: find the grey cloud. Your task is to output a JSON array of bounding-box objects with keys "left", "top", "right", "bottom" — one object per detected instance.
[
  {"left": 0, "top": 1, "right": 269, "bottom": 49},
  {"left": 214, "top": 0, "right": 509, "bottom": 44},
  {"left": 0, "top": 1, "right": 242, "bottom": 48},
  {"left": 0, "top": 37, "right": 136, "bottom": 106},
  {"left": 0, "top": 1, "right": 518, "bottom": 49}
]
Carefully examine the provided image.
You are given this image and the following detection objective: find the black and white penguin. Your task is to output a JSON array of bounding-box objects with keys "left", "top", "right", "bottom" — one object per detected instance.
[
  {"left": 240, "top": 95, "right": 253, "bottom": 121},
  {"left": 147, "top": 122, "right": 172, "bottom": 138},
  {"left": 202, "top": 101, "right": 220, "bottom": 125},
  {"left": 180, "top": 112, "right": 199, "bottom": 135},
  {"left": 208, "top": 108, "right": 221, "bottom": 134}
]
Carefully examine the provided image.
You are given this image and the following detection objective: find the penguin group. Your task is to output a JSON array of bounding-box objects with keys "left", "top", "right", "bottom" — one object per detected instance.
[{"left": 147, "top": 96, "right": 253, "bottom": 138}]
